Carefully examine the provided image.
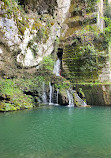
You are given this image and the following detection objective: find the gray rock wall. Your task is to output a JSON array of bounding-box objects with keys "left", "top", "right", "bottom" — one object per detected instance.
[
  {"left": 76, "top": 84, "right": 111, "bottom": 106},
  {"left": 20, "top": 0, "right": 58, "bottom": 15},
  {"left": 0, "top": 0, "right": 71, "bottom": 77}
]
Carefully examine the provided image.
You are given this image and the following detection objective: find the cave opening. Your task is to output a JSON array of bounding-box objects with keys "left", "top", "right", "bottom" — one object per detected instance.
[
  {"left": 17, "top": 0, "right": 26, "bottom": 6},
  {"left": 57, "top": 48, "right": 63, "bottom": 59}
]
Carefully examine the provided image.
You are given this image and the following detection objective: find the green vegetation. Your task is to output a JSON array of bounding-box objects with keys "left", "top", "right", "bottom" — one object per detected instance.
[
  {"left": 62, "top": 0, "right": 110, "bottom": 83},
  {"left": 64, "top": 37, "right": 108, "bottom": 83},
  {"left": 104, "top": 17, "right": 111, "bottom": 42},
  {"left": 103, "top": 1, "right": 111, "bottom": 42},
  {"left": 0, "top": 75, "right": 50, "bottom": 112},
  {"left": 0, "top": 79, "right": 34, "bottom": 112},
  {"left": 72, "top": 0, "right": 97, "bottom": 16},
  {"left": 2, "top": 0, "right": 29, "bottom": 35},
  {"left": 41, "top": 55, "right": 55, "bottom": 72},
  {"left": 1, "top": 0, "right": 111, "bottom": 111}
]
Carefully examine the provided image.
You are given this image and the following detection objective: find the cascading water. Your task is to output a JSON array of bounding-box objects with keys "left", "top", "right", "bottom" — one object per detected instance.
[
  {"left": 42, "top": 82, "right": 48, "bottom": 104},
  {"left": 55, "top": 89, "right": 59, "bottom": 105},
  {"left": 53, "top": 59, "right": 61, "bottom": 76},
  {"left": 49, "top": 82, "right": 53, "bottom": 105},
  {"left": 74, "top": 92, "right": 87, "bottom": 107},
  {"left": 56, "top": 89, "right": 59, "bottom": 105},
  {"left": 67, "top": 90, "right": 74, "bottom": 107},
  {"left": 49, "top": 83, "right": 59, "bottom": 105}
]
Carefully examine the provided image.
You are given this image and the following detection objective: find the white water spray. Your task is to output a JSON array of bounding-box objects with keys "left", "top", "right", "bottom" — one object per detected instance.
[
  {"left": 67, "top": 90, "right": 74, "bottom": 107},
  {"left": 74, "top": 92, "right": 87, "bottom": 107},
  {"left": 42, "top": 82, "right": 48, "bottom": 104},
  {"left": 56, "top": 89, "right": 59, "bottom": 105},
  {"left": 49, "top": 82, "right": 53, "bottom": 105},
  {"left": 53, "top": 59, "right": 61, "bottom": 76}
]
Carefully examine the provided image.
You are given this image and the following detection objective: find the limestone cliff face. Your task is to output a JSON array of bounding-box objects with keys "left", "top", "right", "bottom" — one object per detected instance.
[
  {"left": 0, "top": 0, "right": 70, "bottom": 77},
  {"left": 1, "top": 0, "right": 111, "bottom": 109},
  {"left": 60, "top": 0, "right": 111, "bottom": 83},
  {"left": 0, "top": 0, "right": 111, "bottom": 83},
  {"left": 20, "top": 0, "right": 57, "bottom": 15}
]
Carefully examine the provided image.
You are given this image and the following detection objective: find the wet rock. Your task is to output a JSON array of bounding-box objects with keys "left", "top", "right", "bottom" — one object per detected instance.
[{"left": 73, "top": 90, "right": 87, "bottom": 107}]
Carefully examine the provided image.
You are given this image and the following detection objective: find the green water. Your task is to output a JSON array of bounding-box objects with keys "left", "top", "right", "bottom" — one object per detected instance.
[{"left": 0, "top": 106, "right": 111, "bottom": 158}]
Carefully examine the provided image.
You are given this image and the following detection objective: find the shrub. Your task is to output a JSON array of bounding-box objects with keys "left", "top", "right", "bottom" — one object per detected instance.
[{"left": 42, "top": 55, "right": 54, "bottom": 72}]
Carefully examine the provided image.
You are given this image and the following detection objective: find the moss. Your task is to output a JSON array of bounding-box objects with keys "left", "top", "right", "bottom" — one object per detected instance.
[
  {"left": 63, "top": 42, "right": 108, "bottom": 82},
  {"left": 16, "top": 19, "right": 25, "bottom": 34},
  {"left": 32, "top": 20, "right": 42, "bottom": 30},
  {"left": 0, "top": 102, "right": 18, "bottom": 112},
  {"left": 0, "top": 79, "right": 34, "bottom": 112},
  {"left": 41, "top": 55, "right": 55, "bottom": 72},
  {"left": 15, "top": 13, "right": 30, "bottom": 35},
  {"left": 2, "top": 0, "right": 30, "bottom": 35},
  {"left": 71, "top": 0, "right": 97, "bottom": 15},
  {"left": 62, "top": 20, "right": 108, "bottom": 82}
]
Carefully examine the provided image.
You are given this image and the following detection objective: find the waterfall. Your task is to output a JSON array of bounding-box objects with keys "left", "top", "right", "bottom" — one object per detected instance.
[
  {"left": 49, "top": 82, "right": 53, "bottom": 105},
  {"left": 42, "top": 82, "right": 48, "bottom": 104},
  {"left": 53, "top": 59, "right": 61, "bottom": 76},
  {"left": 75, "top": 93, "right": 87, "bottom": 107},
  {"left": 74, "top": 91, "right": 87, "bottom": 107},
  {"left": 67, "top": 90, "right": 74, "bottom": 107},
  {"left": 56, "top": 89, "right": 59, "bottom": 105},
  {"left": 49, "top": 83, "right": 60, "bottom": 105}
]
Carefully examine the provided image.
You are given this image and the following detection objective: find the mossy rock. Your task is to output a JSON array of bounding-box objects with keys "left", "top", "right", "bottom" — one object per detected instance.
[
  {"left": 73, "top": 91, "right": 87, "bottom": 107},
  {"left": 0, "top": 102, "right": 18, "bottom": 112},
  {"left": 0, "top": 79, "right": 34, "bottom": 111}
]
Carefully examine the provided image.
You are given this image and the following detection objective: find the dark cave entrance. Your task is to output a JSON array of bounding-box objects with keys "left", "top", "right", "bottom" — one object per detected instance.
[
  {"left": 18, "top": 0, "right": 25, "bottom": 5},
  {"left": 57, "top": 48, "right": 63, "bottom": 59}
]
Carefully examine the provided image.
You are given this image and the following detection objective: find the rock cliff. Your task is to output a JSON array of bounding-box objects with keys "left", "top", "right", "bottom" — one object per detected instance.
[
  {"left": 1, "top": 0, "right": 111, "bottom": 111},
  {"left": 60, "top": 0, "right": 111, "bottom": 83},
  {"left": 0, "top": 0, "right": 70, "bottom": 77}
]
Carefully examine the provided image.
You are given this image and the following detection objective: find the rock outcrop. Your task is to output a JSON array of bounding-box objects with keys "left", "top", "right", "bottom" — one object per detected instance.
[
  {"left": 60, "top": 0, "right": 111, "bottom": 83},
  {"left": 1, "top": 0, "right": 111, "bottom": 111},
  {"left": 0, "top": 0, "right": 71, "bottom": 77}
]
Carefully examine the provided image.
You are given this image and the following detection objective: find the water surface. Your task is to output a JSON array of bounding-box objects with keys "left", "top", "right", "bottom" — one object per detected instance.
[{"left": 0, "top": 106, "right": 111, "bottom": 158}]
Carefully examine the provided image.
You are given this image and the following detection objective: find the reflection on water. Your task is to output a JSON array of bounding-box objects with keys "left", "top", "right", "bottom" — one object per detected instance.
[{"left": 0, "top": 106, "right": 111, "bottom": 158}]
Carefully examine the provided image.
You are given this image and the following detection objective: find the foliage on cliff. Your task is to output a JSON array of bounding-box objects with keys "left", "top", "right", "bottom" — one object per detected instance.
[
  {"left": 1, "top": 0, "right": 111, "bottom": 111},
  {"left": 0, "top": 79, "right": 34, "bottom": 111}
]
